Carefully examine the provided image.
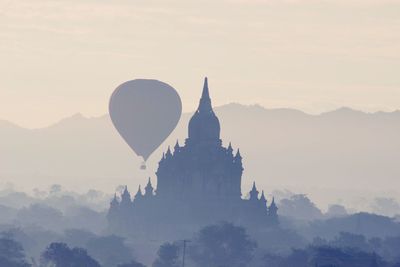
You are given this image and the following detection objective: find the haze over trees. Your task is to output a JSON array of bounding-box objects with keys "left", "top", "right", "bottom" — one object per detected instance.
[
  {"left": 3, "top": 160, "right": 400, "bottom": 267},
  {"left": 1, "top": 104, "right": 399, "bottom": 210},
  {"left": 1, "top": 210, "right": 400, "bottom": 266}
]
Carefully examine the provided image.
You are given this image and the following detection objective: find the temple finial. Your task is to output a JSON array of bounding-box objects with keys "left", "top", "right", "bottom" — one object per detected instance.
[
  {"left": 145, "top": 177, "right": 154, "bottom": 196},
  {"left": 197, "top": 77, "right": 213, "bottom": 113},
  {"left": 235, "top": 149, "right": 242, "bottom": 159},
  {"left": 227, "top": 142, "right": 233, "bottom": 154},
  {"left": 202, "top": 77, "right": 210, "bottom": 99},
  {"left": 135, "top": 185, "right": 143, "bottom": 198},
  {"left": 166, "top": 146, "right": 172, "bottom": 157},
  {"left": 260, "top": 190, "right": 267, "bottom": 204},
  {"left": 249, "top": 181, "right": 259, "bottom": 201}
]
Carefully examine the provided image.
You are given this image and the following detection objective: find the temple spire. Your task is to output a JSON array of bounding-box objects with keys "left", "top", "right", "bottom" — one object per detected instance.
[
  {"left": 187, "top": 77, "right": 221, "bottom": 142},
  {"left": 252, "top": 181, "right": 257, "bottom": 191},
  {"left": 227, "top": 142, "right": 233, "bottom": 155},
  {"left": 166, "top": 146, "right": 172, "bottom": 158},
  {"left": 121, "top": 186, "right": 131, "bottom": 204},
  {"left": 260, "top": 190, "right": 267, "bottom": 206},
  {"left": 174, "top": 140, "right": 180, "bottom": 153},
  {"left": 269, "top": 197, "right": 277, "bottom": 213},
  {"left": 271, "top": 197, "right": 276, "bottom": 206},
  {"left": 198, "top": 77, "right": 212, "bottom": 113},
  {"left": 249, "top": 181, "right": 259, "bottom": 201},
  {"left": 145, "top": 177, "right": 154, "bottom": 197},
  {"left": 269, "top": 197, "right": 279, "bottom": 224},
  {"left": 235, "top": 149, "right": 242, "bottom": 163},
  {"left": 135, "top": 185, "right": 143, "bottom": 199},
  {"left": 202, "top": 77, "right": 210, "bottom": 99},
  {"left": 110, "top": 193, "right": 119, "bottom": 206}
]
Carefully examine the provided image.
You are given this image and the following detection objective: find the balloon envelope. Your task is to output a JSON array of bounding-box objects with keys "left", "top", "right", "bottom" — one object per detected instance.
[{"left": 109, "top": 79, "right": 182, "bottom": 161}]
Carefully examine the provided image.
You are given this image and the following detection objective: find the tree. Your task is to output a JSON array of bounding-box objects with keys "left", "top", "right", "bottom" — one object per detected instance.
[
  {"left": 262, "top": 253, "right": 285, "bottom": 267},
  {"left": 382, "top": 236, "right": 400, "bottom": 261},
  {"left": 261, "top": 246, "right": 387, "bottom": 267},
  {"left": 153, "top": 242, "right": 180, "bottom": 267},
  {"left": 0, "top": 235, "right": 31, "bottom": 267},
  {"left": 85, "top": 235, "right": 134, "bottom": 267},
  {"left": 330, "top": 232, "right": 370, "bottom": 251},
  {"left": 279, "top": 194, "right": 323, "bottom": 221},
  {"left": 189, "top": 222, "right": 257, "bottom": 267},
  {"left": 310, "top": 246, "right": 386, "bottom": 267},
  {"left": 285, "top": 249, "right": 308, "bottom": 267},
  {"left": 41, "top": 242, "right": 100, "bottom": 267}
]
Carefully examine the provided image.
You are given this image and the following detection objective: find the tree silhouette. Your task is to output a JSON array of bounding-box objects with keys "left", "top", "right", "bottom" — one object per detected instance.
[
  {"left": 41, "top": 242, "right": 100, "bottom": 267},
  {"left": 261, "top": 246, "right": 388, "bottom": 267},
  {"left": 189, "top": 222, "right": 257, "bottom": 267},
  {"left": 153, "top": 242, "right": 180, "bottom": 267},
  {"left": 85, "top": 235, "right": 134, "bottom": 267},
  {"left": 0, "top": 235, "right": 31, "bottom": 267},
  {"left": 331, "top": 232, "right": 369, "bottom": 251}
]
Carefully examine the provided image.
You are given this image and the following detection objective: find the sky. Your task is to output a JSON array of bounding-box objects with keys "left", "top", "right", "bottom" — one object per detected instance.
[{"left": 1, "top": 0, "right": 399, "bottom": 128}]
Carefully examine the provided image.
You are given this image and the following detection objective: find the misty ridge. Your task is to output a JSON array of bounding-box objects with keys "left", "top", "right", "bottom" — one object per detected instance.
[{"left": 1, "top": 103, "right": 400, "bottom": 213}]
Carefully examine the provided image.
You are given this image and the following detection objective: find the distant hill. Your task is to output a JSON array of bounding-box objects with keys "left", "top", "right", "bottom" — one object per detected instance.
[
  {"left": 1, "top": 104, "right": 399, "bottom": 209},
  {"left": 306, "top": 212, "right": 400, "bottom": 239}
]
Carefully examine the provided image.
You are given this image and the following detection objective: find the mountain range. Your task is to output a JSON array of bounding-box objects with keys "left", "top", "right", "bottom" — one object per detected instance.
[{"left": 1, "top": 104, "right": 399, "bottom": 209}]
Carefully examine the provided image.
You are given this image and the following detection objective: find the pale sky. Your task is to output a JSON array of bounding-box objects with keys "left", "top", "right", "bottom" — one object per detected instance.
[{"left": 1, "top": 0, "right": 399, "bottom": 128}]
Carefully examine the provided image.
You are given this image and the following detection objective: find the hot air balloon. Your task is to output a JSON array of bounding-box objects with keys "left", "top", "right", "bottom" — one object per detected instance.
[{"left": 109, "top": 79, "right": 182, "bottom": 169}]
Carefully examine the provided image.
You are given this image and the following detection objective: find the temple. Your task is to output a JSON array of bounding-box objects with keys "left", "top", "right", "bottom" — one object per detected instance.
[{"left": 108, "top": 78, "right": 278, "bottom": 237}]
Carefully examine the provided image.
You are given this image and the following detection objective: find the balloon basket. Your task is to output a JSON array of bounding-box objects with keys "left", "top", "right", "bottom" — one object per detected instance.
[{"left": 140, "top": 162, "right": 147, "bottom": 170}]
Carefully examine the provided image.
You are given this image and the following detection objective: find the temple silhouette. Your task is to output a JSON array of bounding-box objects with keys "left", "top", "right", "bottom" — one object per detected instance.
[{"left": 108, "top": 78, "right": 278, "bottom": 237}]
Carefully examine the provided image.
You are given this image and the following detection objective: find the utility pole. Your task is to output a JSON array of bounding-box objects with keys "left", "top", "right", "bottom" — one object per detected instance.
[{"left": 182, "top": 239, "right": 190, "bottom": 267}]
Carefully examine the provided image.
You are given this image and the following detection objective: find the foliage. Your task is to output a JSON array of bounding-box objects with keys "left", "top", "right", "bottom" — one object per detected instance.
[
  {"left": 279, "top": 194, "right": 323, "bottom": 221},
  {"left": 41, "top": 242, "right": 100, "bottom": 267},
  {"left": 261, "top": 246, "right": 387, "bottom": 267},
  {"left": 189, "top": 222, "right": 257, "bottom": 267},
  {"left": 85, "top": 235, "right": 134, "bottom": 267},
  {"left": 0, "top": 235, "right": 31, "bottom": 267},
  {"left": 153, "top": 242, "right": 180, "bottom": 267},
  {"left": 330, "top": 232, "right": 370, "bottom": 251}
]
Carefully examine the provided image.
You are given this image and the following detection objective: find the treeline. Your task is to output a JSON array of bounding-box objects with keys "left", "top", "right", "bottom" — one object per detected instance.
[{"left": 2, "top": 223, "right": 400, "bottom": 267}]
